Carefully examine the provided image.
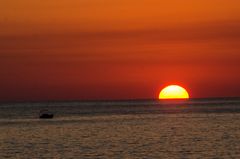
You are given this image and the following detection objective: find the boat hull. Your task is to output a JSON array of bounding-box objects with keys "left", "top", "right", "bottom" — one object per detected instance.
[{"left": 39, "top": 114, "right": 54, "bottom": 119}]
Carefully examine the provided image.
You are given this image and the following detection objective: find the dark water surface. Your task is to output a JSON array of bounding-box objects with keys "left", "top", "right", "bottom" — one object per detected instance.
[{"left": 1, "top": 98, "right": 240, "bottom": 158}]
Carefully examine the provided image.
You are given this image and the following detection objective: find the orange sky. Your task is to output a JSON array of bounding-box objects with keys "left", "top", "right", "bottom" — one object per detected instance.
[{"left": 0, "top": 0, "right": 240, "bottom": 101}]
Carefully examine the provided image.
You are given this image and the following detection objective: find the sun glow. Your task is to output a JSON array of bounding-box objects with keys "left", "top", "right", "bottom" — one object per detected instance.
[{"left": 159, "top": 85, "right": 189, "bottom": 99}]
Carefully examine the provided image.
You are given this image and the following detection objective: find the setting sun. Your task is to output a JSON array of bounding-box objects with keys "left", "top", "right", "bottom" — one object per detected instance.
[{"left": 159, "top": 85, "right": 189, "bottom": 99}]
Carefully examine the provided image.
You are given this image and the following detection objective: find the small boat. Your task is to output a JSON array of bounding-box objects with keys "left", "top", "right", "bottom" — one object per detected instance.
[{"left": 39, "top": 109, "right": 54, "bottom": 119}]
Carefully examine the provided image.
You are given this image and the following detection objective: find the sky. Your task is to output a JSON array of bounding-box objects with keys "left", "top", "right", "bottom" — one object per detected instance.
[{"left": 0, "top": 0, "right": 240, "bottom": 101}]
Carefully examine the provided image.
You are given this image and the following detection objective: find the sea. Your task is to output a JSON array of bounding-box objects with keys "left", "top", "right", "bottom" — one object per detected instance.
[{"left": 1, "top": 98, "right": 240, "bottom": 159}]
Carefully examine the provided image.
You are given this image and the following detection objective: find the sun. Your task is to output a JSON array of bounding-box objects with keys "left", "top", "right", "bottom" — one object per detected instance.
[{"left": 159, "top": 85, "right": 189, "bottom": 99}]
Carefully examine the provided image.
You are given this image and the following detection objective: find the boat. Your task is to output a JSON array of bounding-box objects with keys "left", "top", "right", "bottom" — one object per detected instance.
[{"left": 39, "top": 109, "right": 54, "bottom": 119}]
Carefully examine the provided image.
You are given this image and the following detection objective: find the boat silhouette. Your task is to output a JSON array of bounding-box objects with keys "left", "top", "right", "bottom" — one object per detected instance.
[{"left": 39, "top": 109, "right": 54, "bottom": 119}]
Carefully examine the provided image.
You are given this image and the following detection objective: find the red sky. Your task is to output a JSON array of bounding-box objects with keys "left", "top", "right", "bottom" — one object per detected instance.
[{"left": 0, "top": 0, "right": 240, "bottom": 101}]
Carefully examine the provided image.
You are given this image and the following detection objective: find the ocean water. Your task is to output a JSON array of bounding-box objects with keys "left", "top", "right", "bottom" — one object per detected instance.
[{"left": 1, "top": 98, "right": 240, "bottom": 158}]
